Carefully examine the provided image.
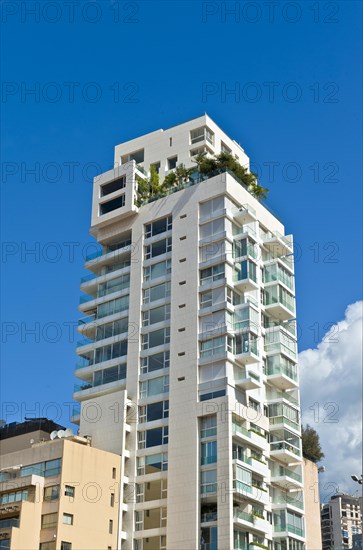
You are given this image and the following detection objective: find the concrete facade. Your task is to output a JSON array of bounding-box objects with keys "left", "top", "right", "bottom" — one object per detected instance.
[{"left": 74, "top": 115, "right": 306, "bottom": 549}]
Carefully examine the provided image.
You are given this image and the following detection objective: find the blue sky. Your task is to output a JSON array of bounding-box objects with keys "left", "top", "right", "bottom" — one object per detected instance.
[{"left": 1, "top": 1, "right": 362, "bottom": 492}]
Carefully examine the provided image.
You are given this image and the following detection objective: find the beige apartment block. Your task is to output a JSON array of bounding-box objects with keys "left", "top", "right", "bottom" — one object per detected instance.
[
  {"left": 321, "top": 493, "right": 362, "bottom": 550},
  {"left": 73, "top": 114, "right": 306, "bottom": 550},
  {"left": 0, "top": 421, "right": 121, "bottom": 550}
]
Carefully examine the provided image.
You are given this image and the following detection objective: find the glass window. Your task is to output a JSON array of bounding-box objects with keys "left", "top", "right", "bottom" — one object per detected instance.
[
  {"left": 145, "top": 216, "right": 172, "bottom": 238},
  {"left": 40, "top": 543, "right": 56, "bottom": 550},
  {"left": 201, "top": 441, "right": 217, "bottom": 465},
  {"left": 140, "top": 376, "right": 169, "bottom": 399},
  {"left": 200, "top": 263, "right": 225, "bottom": 286},
  {"left": 144, "top": 259, "right": 171, "bottom": 281},
  {"left": 167, "top": 156, "right": 177, "bottom": 170},
  {"left": 199, "top": 196, "right": 224, "bottom": 218},
  {"left": 64, "top": 486, "right": 75, "bottom": 498},
  {"left": 200, "top": 336, "right": 225, "bottom": 358},
  {"left": 142, "top": 328, "right": 170, "bottom": 350},
  {"left": 201, "top": 469, "right": 217, "bottom": 494},
  {"left": 41, "top": 513, "right": 58, "bottom": 529},
  {"left": 100, "top": 176, "right": 126, "bottom": 197},
  {"left": 201, "top": 416, "right": 217, "bottom": 438},
  {"left": 145, "top": 238, "right": 172, "bottom": 260},
  {"left": 44, "top": 485, "right": 60, "bottom": 501},
  {"left": 62, "top": 513, "right": 73, "bottom": 525},
  {"left": 141, "top": 351, "right": 170, "bottom": 374},
  {"left": 100, "top": 195, "right": 125, "bottom": 215},
  {"left": 200, "top": 218, "right": 224, "bottom": 239}
]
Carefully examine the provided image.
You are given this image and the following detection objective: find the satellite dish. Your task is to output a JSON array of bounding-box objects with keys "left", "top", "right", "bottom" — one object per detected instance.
[
  {"left": 64, "top": 428, "right": 74, "bottom": 438},
  {"left": 50, "top": 430, "right": 58, "bottom": 440},
  {"left": 30, "top": 439, "right": 35, "bottom": 445},
  {"left": 57, "top": 430, "right": 65, "bottom": 439}
]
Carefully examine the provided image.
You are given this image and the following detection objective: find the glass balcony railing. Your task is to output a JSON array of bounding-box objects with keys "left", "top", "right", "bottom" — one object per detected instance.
[
  {"left": 274, "top": 523, "right": 304, "bottom": 537},
  {"left": 269, "top": 416, "right": 300, "bottom": 431},
  {"left": 235, "top": 338, "right": 258, "bottom": 356},
  {"left": 78, "top": 315, "right": 96, "bottom": 326},
  {"left": 270, "top": 441, "right": 301, "bottom": 457},
  {"left": 266, "top": 364, "right": 298, "bottom": 382},
  {"left": 85, "top": 249, "right": 103, "bottom": 262},
  {"left": 71, "top": 404, "right": 80, "bottom": 417},
  {"left": 201, "top": 455, "right": 217, "bottom": 466},
  {"left": 233, "top": 480, "right": 253, "bottom": 495},
  {"left": 85, "top": 240, "right": 132, "bottom": 262},
  {"left": 234, "top": 509, "right": 254, "bottom": 523},
  {"left": 232, "top": 423, "right": 251, "bottom": 439},
  {"left": 80, "top": 273, "right": 97, "bottom": 284},
  {"left": 201, "top": 512, "right": 218, "bottom": 523},
  {"left": 267, "top": 390, "right": 299, "bottom": 407},
  {"left": 272, "top": 466, "right": 302, "bottom": 483}
]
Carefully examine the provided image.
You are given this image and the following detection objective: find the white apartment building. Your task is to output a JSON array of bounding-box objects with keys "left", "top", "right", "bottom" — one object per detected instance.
[
  {"left": 321, "top": 494, "right": 362, "bottom": 550},
  {"left": 72, "top": 114, "right": 305, "bottom": 550}
]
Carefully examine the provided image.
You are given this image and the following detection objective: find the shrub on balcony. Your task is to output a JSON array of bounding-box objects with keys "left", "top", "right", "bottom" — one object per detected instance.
[{"left": 194, "top": 151, "right": 269, "bottom": 201}]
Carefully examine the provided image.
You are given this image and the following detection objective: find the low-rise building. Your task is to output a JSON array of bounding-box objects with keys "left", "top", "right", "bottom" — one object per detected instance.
[{"left": 0, "top": 419, "right": 121, "bottom": 550}]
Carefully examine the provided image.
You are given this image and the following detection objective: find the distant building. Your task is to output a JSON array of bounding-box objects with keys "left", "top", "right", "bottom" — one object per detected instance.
[
  {"left": 303, "top": 458, "right": 322, "bottom": 550},
  {"left": 0, "top": 419, "right": 121, "bottom": 550},
  {"left": 321, "top": 494, "right": 362, "bottom": 550}
]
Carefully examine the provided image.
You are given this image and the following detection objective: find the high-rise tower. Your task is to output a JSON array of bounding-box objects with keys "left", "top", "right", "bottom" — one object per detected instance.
[{"left": 73, "top": 115, "right": 305, "bottom": 550}]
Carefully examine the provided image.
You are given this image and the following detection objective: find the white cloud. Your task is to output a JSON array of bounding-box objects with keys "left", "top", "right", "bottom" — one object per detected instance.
[{"left": 299, "top": 301, "right": 363, "bottom": 500}]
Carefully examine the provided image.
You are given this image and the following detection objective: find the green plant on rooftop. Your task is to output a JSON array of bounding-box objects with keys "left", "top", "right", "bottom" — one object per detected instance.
[
  {"left": 194, "top": 151, "right": 269, "bottom": 200},
  {"left": 301, "top": 424, "right": 325, "bottom": 463},
  {"left": 163, "top": 163, "right": 194, "bottom": 190}
]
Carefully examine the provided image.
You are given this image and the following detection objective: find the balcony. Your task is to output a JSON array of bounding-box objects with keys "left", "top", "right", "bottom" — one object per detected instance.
[
  {"left": 233, "top": 481, "right": 269, "bottom": 505},
  {"left": 233, "top": 204, "right": 257, "bottom": 225},
  {"left": 234, "top": 509, "right": 272, "bottom": 536},
  {"left": 266, "top": 364, "right": 298, "bottom": 391},
  {"left": 235, "top": 370, "right": 261, "bottom": 390},
  {"left": 85, "top": 240, "right": 132, "bottom": 268},
  {"left": 265, "top": 328, "right": 297, "bottom": 363},
  {"left": 201, "top": 511, "right": 218, "bottom": 523},
  {"left": 232, "top": 456, "right": 269, "bottom": 479},
  {"left": 234, "top": 262, "right": 259, "bottom": 293},
  {"left": 263, "top": 260, "right": 294, "bottom": 291},
  {"left": 263, "top": 285, "right": 295, "bottom": 321},
  {"left": 273, "top": 523, "right": 305, "bottom": 539},
  {"left": 270, "top": 441, "right": 301, "bottom": 464},
  {"left": 269, "top": 416, "right": 300, "bottom": 434},
  {"left": 266, "top": 390, "right": 299, "bottom": 408},
  {"left": 232, "top": 424, "right": 269, "bottom": 452},
  {"left": 271, "top": 466, "right": 303, "bottom": 490},
  {"left": 234, "top": 337, "right": 259, "bottom": 365},
  {"left": 262, "top": 231, "right": 293, "bottom": 256}
]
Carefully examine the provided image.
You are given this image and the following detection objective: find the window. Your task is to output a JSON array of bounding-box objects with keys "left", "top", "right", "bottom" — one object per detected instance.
[
  {"left": 93, "top": 363, "right": 127, "bottom": 387},
  {"left": 200, "top": 241, "right": 226, "bottom": 263},
  {"left": 200, "top": 389, "right": 226, "bottom": 401},
  {"left": 97, "top": 295, "right": 129, "bottom": 318},
  {"left": 100, "top": 176, "right": 126, "bottom": 197},
  {"left": 40, "top": 543, "right": 56, "bottom": 550},
  {"left": 41, "top": 513, "right": 58, "bottom": 529},
  {"left": 138, "top": 426, "right": 169, "bottom": 449},
  {"left": 140, "top": 375, "right": 169, "bottom": 399},
  {"left": 121, "top": 148, "right": 144, "bottom": 164},
  {"left": 145, "top": 216, "right": 172, "bottom": 238},
  {"left": 200, "top": 336, "right": 226, "bottom": 358},
  {"left": 44, "top": 485, "right": 60, "bottom": 501},
  {"left": 110, "top": 493, "right": 115, "bottom": 507},
  {"left": 63, "top": 513, "right": 73, "bottom": 526},
  {"left": 190, "top": 126, "right": 214, "bottom": 145},
  {"left": 167, "top": 156, "right": 177, "bottom": 170},
  {"left": 64, "top": 485, "right": 75, "bottom": 498},
  {"left": 142, "top": 328, "right": 170, "bottom": 351},
  {"left": 201, "top": 469, "right": 217, "bottom": 494},
  {"left": 96, "top": 318, "right": 129, "bottom": 341},
  {"left": 200, "top": 218, "right": 224, "bottom": 239},
  {"left": 141, "top": 351, "right": 170, "bottom": 374},
  {"left": 139, "top": 400, "right": 169, "bottom": 423},
  {"left": 201, "top": 441, "right": 217, "bottom": 465},
  {"left": 235, "top": 259, "right": 257, "bottom": 283},
  {"left": 100, "top": 195, "right": 125, "bottom": 215},
  {"left": 143, "top": 304, "right": 170, "bottom": 326},
  {"left": 112, "top": 467, "right": 116, "bottom": 479},
  {"left": 144, "top": 259, "right": 171, "bottom": 281},
  {"left": 137, "top": 453, "right": 168, "bottom": 475},
  {"left": 200, "top": 263, "right": 225, "bottom": 286},
  {"left": 60, "top": 543, "right": 72, "bottom": 550},
  {"left": 200, "top": 196, "right": 224, "bottom": 219},
  {"left": 144, "top": 238, "right": 172, "bottom": 260},
  {"left": 143, "top": 282, "right": 171, "bottom": 304},
  {"left": 109, "top": 519, "right": 113, "bottom": 534},
  {"left": 94, "top": 339, "right": 128, "bottom": 363},
  {"left": 0, "top": 489, "right": 29, "bottom": 504},
  {"left": 201, "top": 416, "right": 217, "bottom": 438},
  {"left": 200, "top": 286, "right": 225, "bottom": 309},
  {"left": 221, "top": 141, "right": 232, "bottom": 154},
  {"left": 199, "top": 362, "right": 225, "bottom": 383},
  {"left": 98, "top": 273, "right": 130, "bottom": 297}
]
